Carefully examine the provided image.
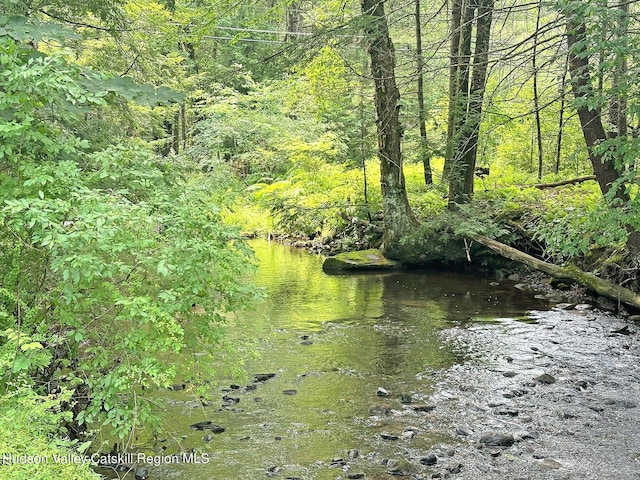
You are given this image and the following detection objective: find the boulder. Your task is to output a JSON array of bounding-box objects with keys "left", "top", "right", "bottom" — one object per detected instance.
[{"left": 322, "top": 249, "right": 401, "bottom": 273}]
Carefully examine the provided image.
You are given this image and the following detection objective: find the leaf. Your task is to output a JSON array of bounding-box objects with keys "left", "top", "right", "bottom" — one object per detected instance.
[
  {"left": 0, "top": 15, "right": 78, "bottom": 42},
  {"left": 20, "top": 341, "right": 43, "bottom": 351},
  {"left": 77, "top": 440, "right": 92, "bottom": 454},
  {"left": 12, "top": 355, "right": 32, "bottom": 372},
  {"left": 157, "top": 259, "right": 168, "bottom": 276},
  {"left": 80, "top": 75, "right": 184, "bottom": 107}
]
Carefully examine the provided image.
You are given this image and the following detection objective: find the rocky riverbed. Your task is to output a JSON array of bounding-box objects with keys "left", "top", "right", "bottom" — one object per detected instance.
[
  {"left": 122, "top": 304, "right": 639, "bottom": 480},
  {"left": 415, "top": 305, "right": 640, "bottom": 480},
  {"left": 98, "top": 242, "right": 640, "bottom": 480}
]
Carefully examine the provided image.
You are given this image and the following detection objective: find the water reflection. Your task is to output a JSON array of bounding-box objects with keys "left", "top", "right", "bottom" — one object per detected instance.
[{"left": 113, "top": 241, "right": 549, "bottom": 480}]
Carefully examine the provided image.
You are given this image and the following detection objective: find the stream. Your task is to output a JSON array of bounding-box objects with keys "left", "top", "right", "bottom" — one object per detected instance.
[{"left": 101, "top": 240, "right": 640, "bottom": 480}]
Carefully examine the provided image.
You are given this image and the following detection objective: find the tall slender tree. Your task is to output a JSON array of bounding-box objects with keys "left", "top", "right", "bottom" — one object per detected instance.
[
  {"left": 532, "top": 0, "right": 544, "bottom": 180},
  {"left": 415, "top": 0, "right": 432, "bottom": 185},
  {"left": 361, "top": 0, "right": 418, "bottom": 258},
  {"left": 448, "top": 0, "right": 494, "bottom": 207}
]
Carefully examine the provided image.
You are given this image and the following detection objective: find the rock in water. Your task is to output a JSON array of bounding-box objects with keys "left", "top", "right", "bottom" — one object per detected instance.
[
  {"left": 254, "top": 373, "right": 276, "bottom": 382},
  {"left": 322, "top": 249, "right": 401, "bottom": 273},
  {"left": 190, "top": 421, "right": 213, "bottom": 430},
  {"left": 190, "top": 421, "right": 226, "bottom": 434},
  {"left": 420, "top": 453, "right": 438, "bottom": 465},
  {"left": 480, "top": 432, "right": 515, "bottom": 447},
  {"left": 534, "top": 373, "right": 556, "bottom": 385},
  {"left": 135, "top": 467, "right": 148, "bottom": 480},
  {"left": 411, "top": 404, "right": 435, "bottom": 412}
]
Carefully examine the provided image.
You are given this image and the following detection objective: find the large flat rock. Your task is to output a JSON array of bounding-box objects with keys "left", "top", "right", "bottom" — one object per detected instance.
[{"left": 322, "top": 249, "right": 401, "bottom": 273}]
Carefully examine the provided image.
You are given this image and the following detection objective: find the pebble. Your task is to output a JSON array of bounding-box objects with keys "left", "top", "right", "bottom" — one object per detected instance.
[
  {"left": 611, "top": 325, "right": 633, "bottom": 335},
  {"left": 369, "top": 405, "right": 390, "bottom": 415},
  {"left": 412, "top": 404, "right": 436, "bottom": 412},
  {"left": 282, "top": 389, "right": 298, "bottom": 395},
  {"left": 189, "top": 421, "right": 225, "bottom": 433},
  {"left": 401, "top": 430, "right": 416, "bottom": 440},
  {"left": 494, "top": 407, "right": 519, "bottom": 417},
  {"left": 503, "top": 388, "right": 529, "bottom": 398},
  {"left": 514, "top": 430, "right": 537, "bottom": 441},
  {"left": 479, "top": 432, "right": 515, "bottom": 447},
  {"left": 534, "top": 373, "right": 556, "bottom": 384},
  {"left": 605, "top": 398, "right": 637, "bottom": 409},
  {"left": 401, "top": 393, "right": 413, "bottom": 404},
  {"left": 254, "top": 373, "right": 276, "bottom": 382},
  {"left": 574, "top": 303, "right": 592, "bottom": 310},
  {"left": 420, "top": 453, "right": 438, "bottom": 465},
  {"left": 377, "top": 387, "right": 388, "bottom": 397},
  {"left": 134, "top": 467, "right": 148, "bottom": 480}
]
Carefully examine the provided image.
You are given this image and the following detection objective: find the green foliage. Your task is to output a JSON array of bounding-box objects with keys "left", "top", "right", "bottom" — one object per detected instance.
[
  {"left": 251, "top": 161, "right": 378, "bottom": 240},
  {"left": 0, "top": 23, "right": 257, "bottom": 451},
  {"left": 532, "top": 184, "right": 631, "bottom": 261},
  {"left": 0, "top": 389, "right": 98, "bottom": 480},
  {"left": 0, "top": 14, "right": 77, "bottom": 41}
]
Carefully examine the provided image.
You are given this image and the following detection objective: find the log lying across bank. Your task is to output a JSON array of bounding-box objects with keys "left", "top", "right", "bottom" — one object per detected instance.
[
  {"left": 471, "top": 234, "right": 640, "bottom": 310},
  {"left": 533, "top": 175, "right": 596, "bottom": 189}
]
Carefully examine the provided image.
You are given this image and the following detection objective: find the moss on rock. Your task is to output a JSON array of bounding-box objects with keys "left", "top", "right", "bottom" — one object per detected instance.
[{"left": 322, "top": 249, "right": 402, "bottom": 273}]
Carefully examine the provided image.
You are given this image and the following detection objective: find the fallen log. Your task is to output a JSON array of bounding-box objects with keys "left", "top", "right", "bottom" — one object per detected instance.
[
  {"left": 470, "top": 234, "right": 640, "bottom": 310},
  {"left": 533, "top": 175, "right": 596, "bottom": 189}
]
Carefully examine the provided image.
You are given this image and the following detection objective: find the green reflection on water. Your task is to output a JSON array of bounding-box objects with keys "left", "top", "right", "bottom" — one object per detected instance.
[{"left": 115, "top": 240, "right": 547, "bottom": 480}]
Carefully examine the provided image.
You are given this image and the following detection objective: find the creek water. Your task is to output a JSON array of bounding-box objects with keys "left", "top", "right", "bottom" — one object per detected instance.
[{"left": 102, "top": 240, "right": 640, "bottom": 480}]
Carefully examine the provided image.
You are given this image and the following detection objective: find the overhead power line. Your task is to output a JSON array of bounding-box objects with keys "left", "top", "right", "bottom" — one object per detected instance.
[
  {"left": 202, "top": 35, "right": 286, "bottom": 44},
  {"left": 214, "top": 26, "right": 314, "bottom": 36}
]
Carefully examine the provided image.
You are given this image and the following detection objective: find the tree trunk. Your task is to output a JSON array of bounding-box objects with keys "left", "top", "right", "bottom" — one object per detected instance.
[
  {"left": 361, "top": 0, "right": 418, "bottom": 258},
  {"left": 565, "top": 4, "right": 626, "bottom": 202},
  {"left": 415, "top": 0, "right": 432, "bottom": 185},
  {"left": 444, "top": 0, "right": 464, "bottom": 178},
  {"left": 448, "top": 0, "right": 493, "bottom": 206},
  {"left": 534, "top": 175, "right": 596, "bottom": 189},
  {"left": 608, "top": 0, "right": 628, "bottom": 138},
  {"left": 285, "top": 1, "right": 302, "bottom": 42},
  {"left": 555, "top": 55, "right": 568, "bottom": 174},
  {"left": 172, "top": 110, "right": 180, "bottom": 154},
  {"left": 533, "top": 0, "right": 544, "bottom": 180}
]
